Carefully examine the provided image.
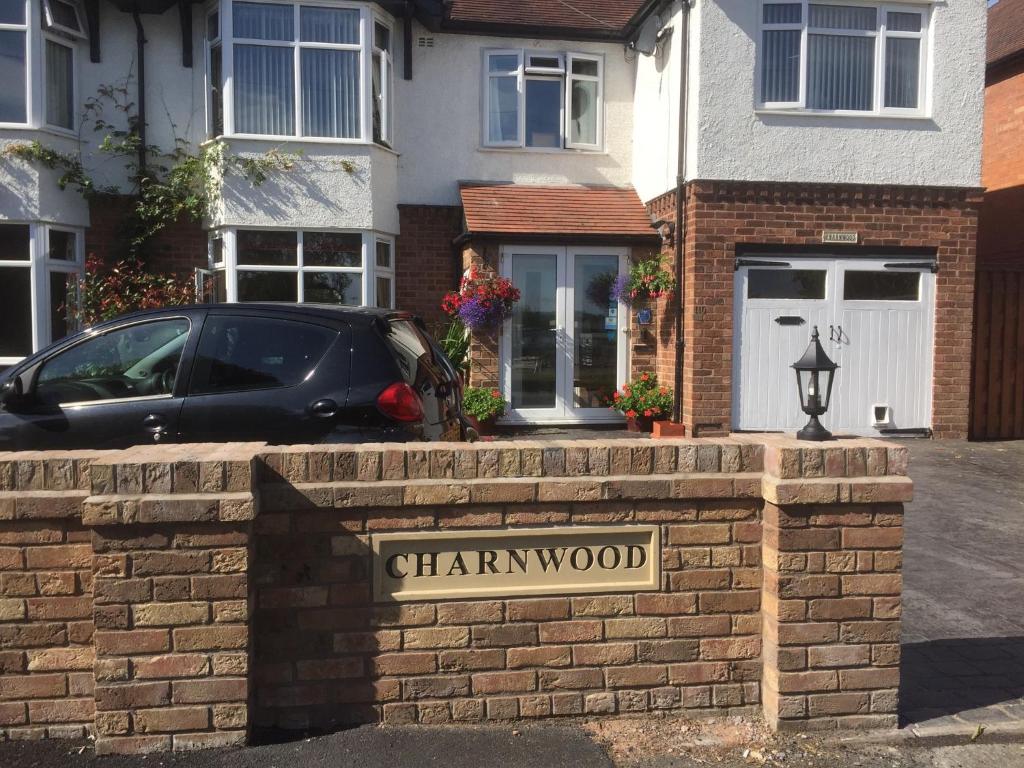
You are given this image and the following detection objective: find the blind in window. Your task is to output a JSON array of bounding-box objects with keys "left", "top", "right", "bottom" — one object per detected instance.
[
  {"left": 45, "top": 40, "right": 74, "bottom": 129},
  {"left": 234, "top": 44, "right": 295, "bottom": 135},
  {"left": 301, "top": 49, "right": 360, "bottom": 138}
]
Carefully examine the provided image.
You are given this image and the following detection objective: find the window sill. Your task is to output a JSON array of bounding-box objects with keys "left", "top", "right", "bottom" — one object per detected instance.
[
  {"left": 0, "top": 124, "right": 79, "bottom": 141},
  {"left": 207, "top": 134, "right": 401, "bottom": 156},
  {"left": 477, "top": 146, "right": 607, "bottom": 156},
  {"left": 754, "top": 109, "right": 932, "bottom": 121}
]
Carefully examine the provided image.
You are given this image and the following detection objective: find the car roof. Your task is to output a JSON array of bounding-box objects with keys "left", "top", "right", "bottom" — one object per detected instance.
[{"left": 111, "top": 303, "right": 416, "bottom": 328}]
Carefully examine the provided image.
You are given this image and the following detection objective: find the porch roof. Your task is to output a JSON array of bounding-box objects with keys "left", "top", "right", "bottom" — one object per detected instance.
[{"left": 458, "top": 183, "right": 659, "bottom": 242}]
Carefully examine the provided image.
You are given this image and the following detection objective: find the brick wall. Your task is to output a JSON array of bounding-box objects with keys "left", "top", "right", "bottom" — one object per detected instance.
[
  {"left": 0, "top": 437, "right": 911, "bottom": 752},
  {"left": 85, "top": 195, "right": 208, "bottom": 277},
  {"left": 979, "top": 61, "right": 1024, "bottom": 269},
  {"left": 396, "top": 205, "right": 463, "bottom": 334},
  {"left": 647, "top": 182, "right": 981, "bottom": 439},
  {"left": 0, "top": 452, "right": 99, "bottom": 741}
]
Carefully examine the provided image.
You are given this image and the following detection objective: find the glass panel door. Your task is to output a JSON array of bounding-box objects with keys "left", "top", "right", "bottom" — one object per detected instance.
[
  {"left": 501, "top": 246, "right": 626, "bottom": 424},
  {"left": 570, "top": 252, "right": 623, "bottom": 417},
  {"left": 508, "top": 251, "right": 561, "bottom": 416}
]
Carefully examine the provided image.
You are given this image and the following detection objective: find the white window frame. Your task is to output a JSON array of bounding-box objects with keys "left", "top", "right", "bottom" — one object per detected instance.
[
  {"left": 373, "top": 235, "right": 394, "bottom": 309},
  {"left": 0, "top": 0, "right": 32, "bottom": 129},
  {"left": 757, "top": 1, "right": 931, "bottom": 118},
  {"left": 42, "top": 33, "right": 77, "bottom": 133},
  {"left": 214, "top": 0, "right": 395, "bottom": 143},
  {"left": 371, "top": 15, "right": 393, "bottom": 146},
  {"left": 210, "top": 228, "right": 397, "bottom": 307},
  {"left": 482, "top": 48, "right": 604, "bottom": 151},
  {"left": 206, "top": 7, "right": 223, "bottom": 138},
  {"left": 41, "top": 0, "right": 86, "bottom": 39},
  {"left": 0, "top": 222, "right": 85, "bottom": 367}
]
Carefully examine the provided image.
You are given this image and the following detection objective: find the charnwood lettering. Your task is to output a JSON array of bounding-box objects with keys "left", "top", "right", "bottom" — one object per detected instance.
[{"left": 372, "top": 526, "right": 660, "bottom": 602}]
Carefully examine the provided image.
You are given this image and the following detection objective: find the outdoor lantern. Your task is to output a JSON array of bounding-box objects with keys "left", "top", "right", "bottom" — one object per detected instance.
[{"left": 792, "top": 326, "right": 839, "bottom": 442}]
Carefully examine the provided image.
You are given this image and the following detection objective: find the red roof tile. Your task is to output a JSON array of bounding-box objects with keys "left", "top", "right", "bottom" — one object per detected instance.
[
  {"left": 460, "top": 183, "right": 657, "bottom": 239},
  {"left": 989, "top": 0, "right": 1024, "bottom": 65},
  {"left": 447, "top": 0, "right": 646, "bottom": 34}
]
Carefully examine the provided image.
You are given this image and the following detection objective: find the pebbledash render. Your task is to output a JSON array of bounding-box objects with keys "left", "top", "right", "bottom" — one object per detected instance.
[
  {"left": 0, "top": 0, "right": 986, "bottom": 438},
  {"left": 0, "top": 437, "right": 911, "bottom": 752}
]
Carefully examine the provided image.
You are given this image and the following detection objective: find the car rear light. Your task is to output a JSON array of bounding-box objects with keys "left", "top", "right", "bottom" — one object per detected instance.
[{"left": 376, "top": 382, "right": 424, "bottom": 423}]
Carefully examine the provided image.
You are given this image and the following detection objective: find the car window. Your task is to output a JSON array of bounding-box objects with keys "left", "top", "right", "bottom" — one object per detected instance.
[
  {"left": 189, "top": 315, "right": 338, "bottom": 395},
  {"left": 35, "top": 319, "right": 191, "bottom": 406}
]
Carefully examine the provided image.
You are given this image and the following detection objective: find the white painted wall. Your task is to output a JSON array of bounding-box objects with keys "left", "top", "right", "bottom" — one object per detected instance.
[
  {"left": 0, "top": 134, "right": 90, "bottom": 226},
  {"left": 688, "top": 0, "right": 986, "bottom": 187},
  {"left": 394, "top": 22, "right": 636, "bottom": 206}
]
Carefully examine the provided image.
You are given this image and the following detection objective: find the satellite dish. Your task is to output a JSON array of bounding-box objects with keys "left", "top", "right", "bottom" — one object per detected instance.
[{"left": 633, "top": 14, "right": 663, "bottom": 56}]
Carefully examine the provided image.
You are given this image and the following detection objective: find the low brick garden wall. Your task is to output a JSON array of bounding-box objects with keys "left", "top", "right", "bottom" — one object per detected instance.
[{"left": 0, "top": 436, "right": 911, "bottom": 754}]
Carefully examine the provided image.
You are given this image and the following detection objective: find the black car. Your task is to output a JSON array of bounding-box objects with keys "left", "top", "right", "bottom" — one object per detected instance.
[{"left": 0, "top": 304, "right": 465, "bottom": 450}]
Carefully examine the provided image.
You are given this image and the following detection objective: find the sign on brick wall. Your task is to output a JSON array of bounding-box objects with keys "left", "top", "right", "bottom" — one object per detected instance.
[{"left": 371, "top": 526, "right": 661, "bottom": 602}]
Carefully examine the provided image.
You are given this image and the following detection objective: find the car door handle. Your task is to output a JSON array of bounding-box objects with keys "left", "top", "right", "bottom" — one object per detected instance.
[
  {"left": 310, "top": 399, "right": 339, "bottom": 419},
  {"left": 143, "top": 414, "right": 169, "bottom": 442}
]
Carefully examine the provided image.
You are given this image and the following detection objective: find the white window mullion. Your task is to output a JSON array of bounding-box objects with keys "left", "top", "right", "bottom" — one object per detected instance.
[
  {"left": 29, "top": 225, "right": 43, "bottom": 353},
  {"left": 225, "top": 228, "right": 238, "bottom": 302}
]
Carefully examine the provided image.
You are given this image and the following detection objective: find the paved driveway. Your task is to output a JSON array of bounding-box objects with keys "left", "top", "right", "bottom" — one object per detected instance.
[{"left": 900, "top": 440, "right": 1024, "bottom": 733}]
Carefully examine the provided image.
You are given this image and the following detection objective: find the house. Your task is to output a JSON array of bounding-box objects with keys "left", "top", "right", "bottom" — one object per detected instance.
[
  {"left": 0, "top": 0, "right": 986, "bottom": 438},
  {"left": 973, "top": 0, "right": 1024, "bottom": 439}
]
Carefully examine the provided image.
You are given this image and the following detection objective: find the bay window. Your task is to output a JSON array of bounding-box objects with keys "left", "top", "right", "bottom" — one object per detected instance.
[
  {"left": 208, "top": 0, "right": 394, "bottom": 144},
  {"left": 483, "top": 49, "right": 604, "bottom": 150},
  {"left": 206, "top": 229, "right": 394, "bottom": 307},
  {"left": 0, "top": 223, "right": 84, "bottom": 365},
  {"left": 759, "top": 2, "right": 929, "bottom": 115},
  {"left": 0, "top": 0, "right": 29, "bottom": 125}
]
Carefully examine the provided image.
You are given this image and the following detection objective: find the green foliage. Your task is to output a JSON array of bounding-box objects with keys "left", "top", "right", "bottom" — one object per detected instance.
[
  {"left": 463, "top": 387, "right": 507, "bottom": 422},
  {"left": 626, "top": 257, "right": 676, "bottom": 302},
  {"left": 439, "top": 319, "right": 471, "bottom": 373},
  {"left": 72, "top": 254, "right": 196, "bottom": 327},
  {"left": 611, "top": 373, "right": 672, "bottom": 420},
  {"left": 1, "top": 141, "right": 92, "bottom": 195}
]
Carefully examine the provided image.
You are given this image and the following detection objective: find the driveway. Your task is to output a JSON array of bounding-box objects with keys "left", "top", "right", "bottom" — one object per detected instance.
[{"left": 900, "top": 440, "right": 1024, "bottom": 733}]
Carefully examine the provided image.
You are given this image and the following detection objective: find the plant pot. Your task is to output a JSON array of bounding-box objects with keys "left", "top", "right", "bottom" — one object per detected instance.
[
  {"left": 465, "top": 415, "right": 497, "bottom": 437},
  {"left": 626, "top": 415, "right": 655, "bottom": 433}
]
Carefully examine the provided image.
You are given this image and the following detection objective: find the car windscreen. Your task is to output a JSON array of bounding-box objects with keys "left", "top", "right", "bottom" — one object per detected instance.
[{"left": 189, "top": 315, "right": 338, "bottom": 395}]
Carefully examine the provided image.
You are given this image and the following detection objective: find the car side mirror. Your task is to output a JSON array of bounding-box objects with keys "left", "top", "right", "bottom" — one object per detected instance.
[{"left": 1, "top": 366, "right": 38, "bottom": 412}]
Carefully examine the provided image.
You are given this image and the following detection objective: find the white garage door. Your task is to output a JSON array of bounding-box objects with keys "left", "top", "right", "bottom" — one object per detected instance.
[{"left": 732, "top": 256, "right": 936, "bottom": 435}]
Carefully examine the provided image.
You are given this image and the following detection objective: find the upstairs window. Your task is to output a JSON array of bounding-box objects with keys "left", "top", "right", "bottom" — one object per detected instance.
[
  {"left": 0, "top": 0, "right": 29, "bottom": 125},
  {"left": 759, "top": 2, "right": 928, "bottom": 115},
  {"left": 483, "top": 49, "right": 603, "bottom": 150}
]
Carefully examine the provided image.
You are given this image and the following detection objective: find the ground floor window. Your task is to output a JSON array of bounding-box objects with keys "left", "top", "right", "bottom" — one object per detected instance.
[
  {"left": 0, "top": 222, "right": 84, "bottom": 365},
  {"left": 203, "top": 228, "right": 395, "bottom": 308}
]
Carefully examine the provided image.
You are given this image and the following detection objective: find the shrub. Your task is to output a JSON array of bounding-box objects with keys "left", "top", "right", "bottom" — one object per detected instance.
[{"left": 463, "top": 387, "right": 507, "bottom": 422}]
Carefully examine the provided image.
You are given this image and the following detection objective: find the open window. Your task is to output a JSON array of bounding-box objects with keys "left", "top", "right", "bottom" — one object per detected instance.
[{"left": 42, "top": 0, "right": 86, "bottom": 38}]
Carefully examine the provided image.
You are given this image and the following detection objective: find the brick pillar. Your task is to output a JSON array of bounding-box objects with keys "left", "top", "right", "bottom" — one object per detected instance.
[
  {"left": 462, "top": 242, "right": 500, "bottom": 389},
  {"left": 83, "top": 448, "right": 259, "bottom": 754},
  {"left": 759, "top": 442, "right": 908, "bottom": 730}
]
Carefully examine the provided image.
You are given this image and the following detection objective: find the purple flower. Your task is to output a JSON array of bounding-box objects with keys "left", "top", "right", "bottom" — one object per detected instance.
[
  {"left": 611, "top": 273, "right": 632, "bottom": 306},
  {"left": 458, "top": 297, "right": 509, "bottom": 330}
]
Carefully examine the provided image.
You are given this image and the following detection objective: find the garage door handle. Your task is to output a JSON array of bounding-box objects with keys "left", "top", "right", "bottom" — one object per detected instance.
[{"left": 774, "top": 316, "right": 805, "bottom": 326}]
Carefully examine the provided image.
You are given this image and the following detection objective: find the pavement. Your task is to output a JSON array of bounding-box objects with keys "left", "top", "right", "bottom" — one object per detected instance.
[
  {"left": 898, "top": 440, "right": 1024, "bottom": 737},
  {"left": 0, "top": 439, "right": 1021, "bottom": 767}
]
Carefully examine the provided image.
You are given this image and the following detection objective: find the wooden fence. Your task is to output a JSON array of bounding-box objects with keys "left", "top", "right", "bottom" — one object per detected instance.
[{"left": 972, "top": 269, "right": 1024, "bottom": 439}]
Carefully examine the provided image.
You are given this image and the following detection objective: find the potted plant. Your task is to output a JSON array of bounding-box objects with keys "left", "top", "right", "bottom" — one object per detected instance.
[
  {"left": 442, "top": 268, "right": 521, "bottom": 331},
  {"left": 462, "top": 387, "right": 507, "bottom": 436},
  {"left": 439, "top": 319, "right": 471, "bottom": 385},
  {"left": 611, "top": 373, "right": 673, "bottom": 433},
  {"left": 613, "top": 258, "right": 676, "bottom": 316}
]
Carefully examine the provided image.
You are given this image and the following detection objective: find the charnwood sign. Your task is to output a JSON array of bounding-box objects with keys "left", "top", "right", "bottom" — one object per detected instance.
[{"left": 371, "top": 526, "right": 661, "bottom": 602}]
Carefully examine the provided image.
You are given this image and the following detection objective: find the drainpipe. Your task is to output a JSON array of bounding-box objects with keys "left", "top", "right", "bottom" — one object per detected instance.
[
  {"left": 672, "top": 0, "right": 690, "bottom": 425},
  {"left": 132, "top": 7, "right": 147, "bottom": 179}
]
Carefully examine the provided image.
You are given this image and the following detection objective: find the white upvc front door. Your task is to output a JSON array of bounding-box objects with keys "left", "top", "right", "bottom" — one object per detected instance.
[
  {"left": 733, "top": 255, "right": 936, "bottom": 435},
  {"left": 499, "top": 245, "right": 628, "bottom": 425}
]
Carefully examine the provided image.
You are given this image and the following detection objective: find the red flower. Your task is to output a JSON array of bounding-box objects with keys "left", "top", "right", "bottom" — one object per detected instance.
[
  {"left": 491, "top": 390, "right": 501, "bottom": 399},
  {"left": 644, "top": 409, "right": 652, "bottom": 417},
  {"left": 626, "top": 410, "right": 637, "bottom": 419}
]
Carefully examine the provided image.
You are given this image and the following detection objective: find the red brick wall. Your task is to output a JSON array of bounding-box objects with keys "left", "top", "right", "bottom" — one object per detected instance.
[
  {"left": 647, "top": 182, "right": 980, "bottom": 439},
  {"left": 85, "top": 195, "right": 207, "bottom": 277},
  {"left": 396, "top": 205, "right": 463, "bottom": 335},
  {"left": 979, "top": 60, "right": 1024, "bottom": 269}
]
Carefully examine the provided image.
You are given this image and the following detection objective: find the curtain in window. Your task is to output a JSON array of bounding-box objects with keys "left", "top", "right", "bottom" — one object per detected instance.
[
  {"left": 299, "top": 6, "right": 358, "bottom": 44},
  {"left": 301, "top": 49, "right": 360, "bottom": 138},
  {"left": 46, "top": 40, "right": 74, "bottom": 129},
  {"left": 807, "top": 34, "right": 874, "bottom": 110},
  {"left": 570, "top": 80, "right": 597, "bottom": 145},
  {"left": 761, "top": 30, "right": 801, "bottom": 103},
  {"left": 885, "top": 37, "right": 919, "bottom": 109},
  {"left": 0, "top": 30, "right": 26, "bottom": 123},
  {"left": 233, "top": 2, "right": 292, "bottom": 40},
  {"left": 488, "top": 75, "right": 518, "bottom": 143},
  {"left": 234, "top": 44, "right": 294, "bottom": 135}
]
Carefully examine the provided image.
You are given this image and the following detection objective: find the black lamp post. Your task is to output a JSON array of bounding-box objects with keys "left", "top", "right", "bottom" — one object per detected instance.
[{"left": 792, "top": 326, "right": 839, "bottom": 442}]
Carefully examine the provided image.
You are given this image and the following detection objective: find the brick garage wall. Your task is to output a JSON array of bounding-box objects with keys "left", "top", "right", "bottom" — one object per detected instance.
[
  {"left": 657, "top": 181, "right": 981, "bottom": 439},
  {"left": 0, "top": 452, "right": 100, "bottom": 740},
  {"left": 85, "top": 194, "right": 207, "bottom": 276},
  {"left": 0, "top": 437, "right": 911, "bottom": 752},
  {"left": 396, "top": 206, "right": 463, "bottom": 334},
  {"left": 979, "top": 60, "right": 1024, "bottom": 270}
]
